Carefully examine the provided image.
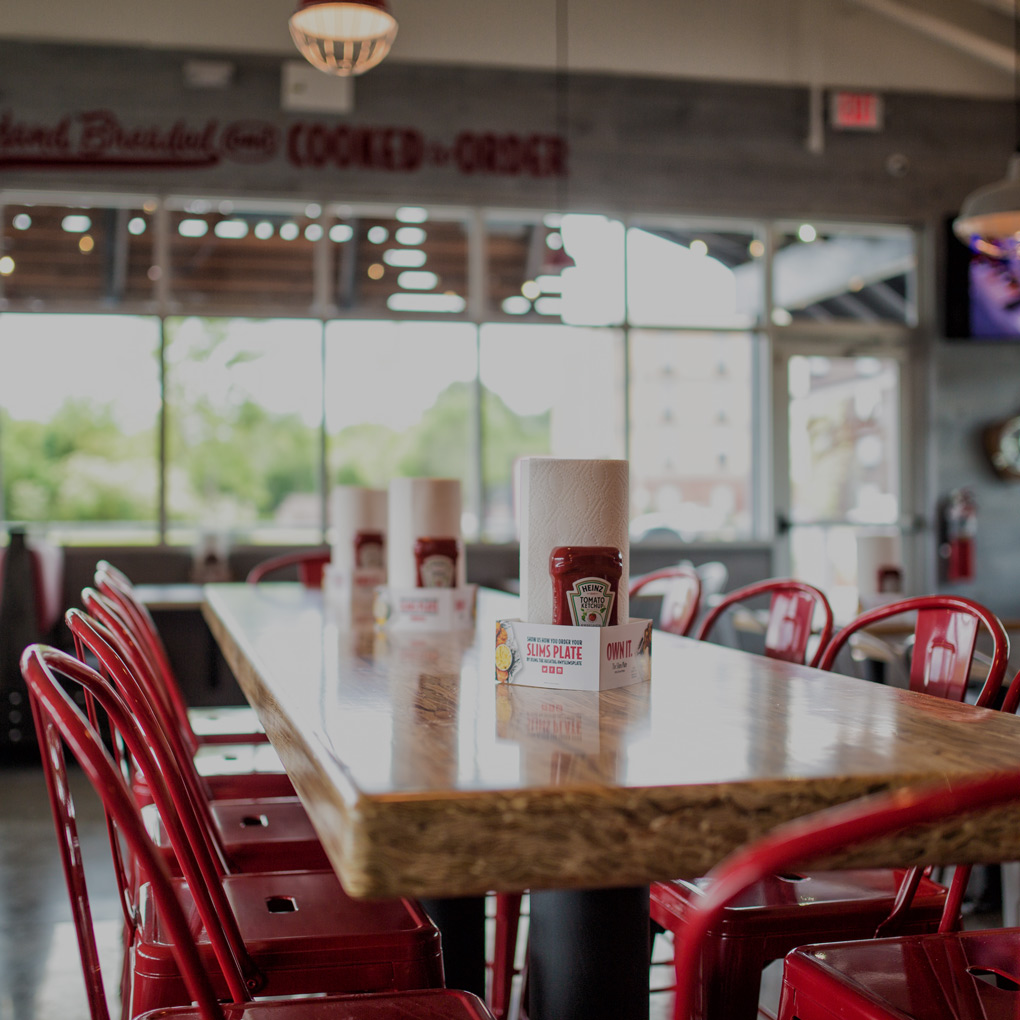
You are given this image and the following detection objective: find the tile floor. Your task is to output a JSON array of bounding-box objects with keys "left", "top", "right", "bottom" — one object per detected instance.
[{"left": 0, "top": 762, "right": 1002, "bottom": 1020}]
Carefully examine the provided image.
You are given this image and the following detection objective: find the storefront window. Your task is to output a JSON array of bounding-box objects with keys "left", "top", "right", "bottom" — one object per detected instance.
[
  {"left": 163, "top": 316, "right": 323, "bottom": 543},
  {"left": 330, "top": 206, "right": 470, "bottom": 317},
  {"left": 479, "top": 323, "right": 625, "bottom": 540},
  {"left": 629, "top": 330, "right": 756, "bottom": 540},
  {"left": 1, "top": 198, "right": 157, "bottom": 308},
  {"left": 324, "top": 320, "right": 478, "bottom": 534},
  {"left": 0, "top": 190, "right": 917, "bottom": 557},
  {"left": 627, "top": 224, "right": 762, "bottom": 328},
  {"left": 771, "top": 224, "right": 916, "bottom": 325},
  {"left": 166, "top": 200, "right": 319, "bottom": 314},
  {"left": 0, "top": 313, "right": 161, "bottom": 542}
]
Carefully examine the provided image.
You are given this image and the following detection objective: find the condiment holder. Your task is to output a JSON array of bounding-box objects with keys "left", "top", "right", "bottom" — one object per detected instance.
[{"left": 496, "top": 542, "right": 652, "bottom": 691}]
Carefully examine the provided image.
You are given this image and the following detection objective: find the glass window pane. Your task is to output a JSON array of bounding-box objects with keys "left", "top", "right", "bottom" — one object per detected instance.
[
  {"left": 0, "top": 313, "right": 161, "bottom": 540},
  {"left": 1, "top": 200, "right": 157, "bottom": 307},
  {"left": 168, "top": 201, "right": 318, "bottom": 313},
  {"left": 788, "top": 354, "right": 900, "bottom": 525},
  {"left": 484, "top": 213, "right": 624, "bottom": 325},
  {"left": 330, "top": 208, "right": 469, "bottom": 317},
  {"left": 324, "top": 320, "right": 478, "bottom": 534},
  {"left": 787, "top": 354, "right": 901, "bottom": 621},
  {"left": 164, "top": 317, "right": 323, "bottom": 543},
  {"left": 627, "top": 224, "right": 762, "bottom": 327},
  {"left": 629, "top": 330, "right": 756, "bottom": 541},
  {"left": 479, "top": 323, "right": 625, "bottom": 540},
  {"left": 772, "top": 225, "right": 916, "bottom": 324}
]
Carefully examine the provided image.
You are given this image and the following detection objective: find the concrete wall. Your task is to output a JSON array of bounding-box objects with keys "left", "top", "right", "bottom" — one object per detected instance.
[
  {"left": 933, "top": 341, "right": 1020, "bottom": 618},
  {"left": 1, "top": 0, "right": 1013, "bottom": 98}
]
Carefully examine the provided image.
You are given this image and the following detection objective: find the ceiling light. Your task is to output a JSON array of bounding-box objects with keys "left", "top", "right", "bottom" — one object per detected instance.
[
  {"left": 395, "top": 207, "right": 428, "bottom": 223},
  {"left": 954, "top": 154, "right": 1020, "bottom": 258},
  {"left": 289, "top": 0, "right": 398, "bottom": 77}
]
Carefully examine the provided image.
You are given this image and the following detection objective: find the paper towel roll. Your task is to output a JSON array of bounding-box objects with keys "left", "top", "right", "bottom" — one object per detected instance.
[
  {"left": 387, "top": 477, "right": 463, "bottom": 588},
  {"left": 856, "top": 532, "right": 901, "bottom": 598},
  {"left": 330, "top": 486, "right": 388, "bottom": 572},
  {"left": 519, "top": 457, "right": 630, "bottom": 624}
]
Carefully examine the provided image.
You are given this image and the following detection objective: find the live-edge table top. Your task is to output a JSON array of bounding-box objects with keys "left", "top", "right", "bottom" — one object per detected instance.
[{"left": 202, "top": 583, "right": 1020, "bottom": 900}]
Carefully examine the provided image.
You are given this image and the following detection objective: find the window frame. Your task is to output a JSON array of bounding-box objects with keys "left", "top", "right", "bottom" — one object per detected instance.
[{"left": 0, "top": 188, "right": 922, "bottom": 554}]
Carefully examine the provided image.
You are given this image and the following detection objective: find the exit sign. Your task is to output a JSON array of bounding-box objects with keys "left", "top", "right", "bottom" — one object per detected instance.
[{"left": 829, "top": 91, "right": 884, "bottom": 131}]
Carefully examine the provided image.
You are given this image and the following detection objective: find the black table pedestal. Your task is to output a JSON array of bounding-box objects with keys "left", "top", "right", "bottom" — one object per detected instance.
[{"left": 529, "top": 886, "right": 650, "bottom": 1020}]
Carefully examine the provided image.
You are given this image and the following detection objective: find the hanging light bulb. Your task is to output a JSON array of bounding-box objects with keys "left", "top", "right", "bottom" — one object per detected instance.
[
  {"left": 289, "top": 0, "right": 398, "bottom": 77},
  {"left": 953, "top": 154, "right": 1020, "bottom": 258}
]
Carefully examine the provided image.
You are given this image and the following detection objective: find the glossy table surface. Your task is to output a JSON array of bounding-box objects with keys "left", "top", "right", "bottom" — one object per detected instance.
[{"left": 203, "top": 583, "right": 1020, "bottom": 900}]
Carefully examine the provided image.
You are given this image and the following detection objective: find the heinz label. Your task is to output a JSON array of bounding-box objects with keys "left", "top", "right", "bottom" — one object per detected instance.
[{"left": 565, "top": 577, "right": 615, "bottom": 627}]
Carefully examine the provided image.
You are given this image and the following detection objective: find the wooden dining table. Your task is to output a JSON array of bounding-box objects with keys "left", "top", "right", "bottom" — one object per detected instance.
[{"left": 203, "top": 583, "right": 1020, "bottom": 1020}]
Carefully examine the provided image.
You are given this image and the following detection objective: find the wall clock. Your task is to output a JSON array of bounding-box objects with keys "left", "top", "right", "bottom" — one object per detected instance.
[{"left": 983, "top": 412, "right": 1020, "bottom": 480}]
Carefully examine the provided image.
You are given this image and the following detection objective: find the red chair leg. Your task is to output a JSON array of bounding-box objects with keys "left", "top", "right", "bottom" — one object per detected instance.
[
  {"left": 490, "top": 892, "right": 523, "bottom": 1020},
  {"left": 686, "top": 930, "right": 768, "bottom": 1020}
]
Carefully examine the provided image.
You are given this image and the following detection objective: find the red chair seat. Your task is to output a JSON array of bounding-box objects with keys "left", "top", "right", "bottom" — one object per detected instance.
[
  {"left": 653, "top": 868, "right": 948, "bottom": 939},
  {"left": 130, "top": 872, "right": 442, "bottom": 1012},
  {"left": 144, "top": 798, "right": 331, "bottom": 873},
  {"left": 779, "top": 928, "right": 1020, "bottom": 1020}
]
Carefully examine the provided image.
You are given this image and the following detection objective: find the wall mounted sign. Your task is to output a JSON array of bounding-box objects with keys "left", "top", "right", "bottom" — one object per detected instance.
[
  {"left": 829, "top": 91, "right": 884, "bottom": 132},
  {"left": 0, "top": 108, "right": 567, "bottom": 178}
]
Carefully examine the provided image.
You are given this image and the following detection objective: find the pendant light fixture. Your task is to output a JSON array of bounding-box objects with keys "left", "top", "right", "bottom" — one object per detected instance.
[
  {"left": 289, "top": 0, "right": 398, "bottom": 77},
  {"left": 953, "top": 0, "right": 1020, "bottom": 257}
]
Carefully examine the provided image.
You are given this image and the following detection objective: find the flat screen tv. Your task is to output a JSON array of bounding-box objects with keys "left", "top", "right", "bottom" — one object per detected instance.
[{"left": 945, "top": 216, "right": 1020, "bottom": 340}]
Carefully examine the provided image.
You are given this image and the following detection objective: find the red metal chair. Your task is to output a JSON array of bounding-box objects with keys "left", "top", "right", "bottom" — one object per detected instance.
[
  {"left": 671, "top": 768, "right": 1020, "bottom": 1020},
  {"left": 652, "top": 593, "right": 1012, "bottom": 1020},
  {"left": 245, "top": 549, "right": 331, "bottom": 587},
  {"left": 629, "top": 567, "right": 702, "bottom": 637},
  {"left": 695, "top": 578, "right": 834, "bottom": 668},
  {"left": 24, "top": 641, "right": 446, "bottom": 1019},
  {"left": 93, "top": 563, "right": 293, "bottom": 802},
  {"left": 20, "top": 642, "right": 493, "bottom": 1020},
  {"left": 68, "top": 603, "right": 330, "bottom": 876}
]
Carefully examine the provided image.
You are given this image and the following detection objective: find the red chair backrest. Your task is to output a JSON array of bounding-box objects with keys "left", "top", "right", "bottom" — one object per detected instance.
[
  {"left": 671, "top": 768, "right": 1020, "bottom": 1020},
  {"left": 695, "top": 578, "right": 834, "bottom": 667},
  {"left": 246, "top": 549, "right": 331, "bottom": 587},
  {"left": 21, "top": 644, "right": 243, "bottom": 1020},
  {"left": 65, "top": 606, "right": 264, "bottom": 993},
  {"left": 818, "top": 595, "right": 1010, "bottom": 708},
  {"left": 629, "top": 567, "right": 702, "bottom": 637},
  {"left": 94, "top": 560, "right": 199, "bottom": 754}
]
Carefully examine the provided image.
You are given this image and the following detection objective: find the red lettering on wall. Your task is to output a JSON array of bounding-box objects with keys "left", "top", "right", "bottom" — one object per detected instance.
[{"left": 0, "top": 108, "right": 566, "bottom": 178}]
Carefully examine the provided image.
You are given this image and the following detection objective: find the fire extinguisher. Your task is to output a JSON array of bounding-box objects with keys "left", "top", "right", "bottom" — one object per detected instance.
[{"left": 940, "top": 487, "right": 977, "bottom": 583}]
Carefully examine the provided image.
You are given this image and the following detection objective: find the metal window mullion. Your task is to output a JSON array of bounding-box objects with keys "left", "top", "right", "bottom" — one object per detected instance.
[
  {"left": 158, "top": 315, "right": 168, "bottom": 545},
  {"left": 468, "top": 210, "right": 486, "bottom": 538},
  {"left": 319, "top": 320, "right": 328, "bottom": 543}
]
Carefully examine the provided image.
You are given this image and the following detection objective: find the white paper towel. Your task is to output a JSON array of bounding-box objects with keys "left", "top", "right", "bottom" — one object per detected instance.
[
  {"left": 330, "top": 486, "right": 388, "bottom": 571},
  {"left": 387, "top": 477, "right": 464, "bottom": 588},
  {"left": 519, "top": 457, "right": 630, "bottom": 624}
]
